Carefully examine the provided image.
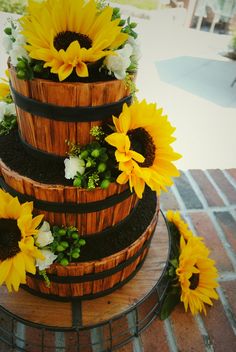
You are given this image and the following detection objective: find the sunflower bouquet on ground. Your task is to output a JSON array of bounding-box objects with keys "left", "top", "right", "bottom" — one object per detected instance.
[
  {"left": 160, "top": 211, "right": 219, "bottom": 319},
  {"left": 3, "top": 0, "right": 140, "bottom": 83}
]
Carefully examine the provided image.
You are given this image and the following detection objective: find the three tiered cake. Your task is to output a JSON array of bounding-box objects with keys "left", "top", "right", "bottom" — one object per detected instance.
[{"left": 0, "top": 0, "right": 180, "bottom": 300}]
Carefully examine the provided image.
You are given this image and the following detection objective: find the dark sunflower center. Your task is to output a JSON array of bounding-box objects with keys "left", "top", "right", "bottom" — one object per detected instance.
[
  {"left": 128, "top": 127, "right": 156, "bottom": 167},
  {"left": 0, "top": 219, "right": 21, "bottom": 261},
  {"left": 189, "top": 267, "right": 200, "bottom": 290},
  {"left": 53, "top": 31, "right": 92, "bottom": 51}
]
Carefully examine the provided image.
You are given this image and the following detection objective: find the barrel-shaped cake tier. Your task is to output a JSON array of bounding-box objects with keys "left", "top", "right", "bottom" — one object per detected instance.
[
  {"left": 24, "top": 199, "right": 159, "bottom": 300},
  {"left": 9, "top": 66, "right": 131, "bottom": 157},
  {"left": 0, "top": 159, "right": 138, "bottom": 235}
]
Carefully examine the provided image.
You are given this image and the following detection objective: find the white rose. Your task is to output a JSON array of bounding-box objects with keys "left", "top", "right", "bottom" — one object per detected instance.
[
  {"left": 104, "top": 44, "right": 133, "bottom": 80},
  {"left": 11, "top": 22, "right": 22, "bottom": 39},
  {"left": 64, "top": 156, "right": 85, "bottom": 180},
  {"left": 35, "top": 221, "right": 54, "bottom": 248},
  {"left": 15, "top": 34, "right": 26, "bottom": 46},
  {"left": 0, "top": 102, "right": 7, "bottom": 122},
  {"left": 9, "top": 45, "right": 29, "bottom": 67},
  {"left": 36, "top": 249, "right": 57, "bottom": 271},
  {"left": 5, "top": 103, "right": 16, "bottom": 116},
  {"left": 2, "top": 35, "right": 13, "bottom": 54},
  {"left": 127, "top": 36, "right": 141, "bottom": 61}
]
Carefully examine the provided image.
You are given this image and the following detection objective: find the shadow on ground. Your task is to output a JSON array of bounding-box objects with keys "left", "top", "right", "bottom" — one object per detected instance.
[{"left": 156, "top": 56, "right": 236, "bottom": 107}]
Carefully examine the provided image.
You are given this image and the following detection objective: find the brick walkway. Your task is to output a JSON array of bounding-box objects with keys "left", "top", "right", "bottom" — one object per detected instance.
[
  {"left": 0, "top": 169, "right": 235, "bottom": 352},
  {"left": 139, "top": 168, "right": 236, "bottom": 352}
]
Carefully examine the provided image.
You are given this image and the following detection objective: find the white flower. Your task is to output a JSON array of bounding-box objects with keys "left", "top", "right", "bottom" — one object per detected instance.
[
  {"left": 64, "top": 156, "right": 85, "bottom": 180},
  {"left": 2, "top": 35, "right": 13, "bottom": 54},
  {"left": 5, "top": 103, "right": 16, "bottom": 116},
  {"left": 127, "top": 36, "right": 141, "bottom": 61},
  {"left": 0, "top": 102, "right": 7, "bottom": 122},
  {"left": 14, "top": 34, "right": 27, "bottom": 46},
  {"left": 36, "top": 249, "right": 57, "bottom": 271},
  {"left": 104, "top": 44, "right": 133, "bottom": 80},
  {"left": 9, "top": 45, "right": 29, "bottom": 67},
  {"left": 7, "top": 21, "right": 30, "bottom": 67},
  {"left": 35, "top": 221, "right": 54, "bottom": 248},
  {"left": 11, "top": 21, "right": 24, "bottom": 40}
]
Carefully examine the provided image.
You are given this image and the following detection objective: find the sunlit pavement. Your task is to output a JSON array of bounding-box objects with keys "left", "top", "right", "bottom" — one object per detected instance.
[
  {"left": 133, "top": 8, "right": 236, "bottom": 170},
  {"left": 1, "top": 8, "right": 236, "bottom": 169}
]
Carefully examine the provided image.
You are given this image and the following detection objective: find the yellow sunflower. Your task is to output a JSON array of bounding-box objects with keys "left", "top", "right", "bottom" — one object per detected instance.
[
  {"left": 20, "top": 0, "right": 128, "bottom": 81},
  {"left": 166, "top": 210, "right": 194, "bottom": 242},
  {"left": 105, "top": 100, "right": 182, "bottom": 198},
  {"left": 0, "top": 189, "right": 44, "bottom": 292},
  {"left": 0, "top": 70, "right": 10, "bottom": 101},
  {"left": 0, "top": 71, "right": 10, "bottom": 100},
  {"left": 0, "top": 82, "right": 10, "bottom": 100},
  {"left": 176, "top": 237, "right": 218, "bottom": 315}
]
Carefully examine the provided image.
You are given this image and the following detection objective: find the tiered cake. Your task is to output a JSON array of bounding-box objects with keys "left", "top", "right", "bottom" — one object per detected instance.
[
  {"left": 0, "top": 72, "right": 158, "bottom": 299},
  {"left": 0, "top": 0, "right": 180, "bottom": 300}
]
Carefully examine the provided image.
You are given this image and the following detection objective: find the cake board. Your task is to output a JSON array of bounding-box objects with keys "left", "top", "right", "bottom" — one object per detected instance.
[{"left": 0, "top": 211, "right": 171, "bottom": 352}]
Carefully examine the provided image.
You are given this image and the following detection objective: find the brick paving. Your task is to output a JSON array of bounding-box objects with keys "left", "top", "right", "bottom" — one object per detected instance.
[
  {"left": 0, "top": 169, "right": 235, "bottom": 352},
  {"left": 139, "top": 168, "right": 236, "bottom": 352}
]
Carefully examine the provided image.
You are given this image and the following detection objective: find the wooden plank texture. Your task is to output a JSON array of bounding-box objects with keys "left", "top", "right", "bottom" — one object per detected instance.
[{"left": 0, "top": 213, "right": 169, "bottom": 329}]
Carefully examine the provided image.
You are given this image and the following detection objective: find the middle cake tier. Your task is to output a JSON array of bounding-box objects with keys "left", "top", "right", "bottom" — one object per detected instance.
[{"left": 0, "top": 131, "right": 140, "bottom": 235}]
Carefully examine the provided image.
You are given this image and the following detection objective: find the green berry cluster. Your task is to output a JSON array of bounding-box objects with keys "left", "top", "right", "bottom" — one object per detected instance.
[
  {"left": 15, "top": 57, "right": 34, "bottom": 80},
  {"left": 112, "top": 8, "right": 138, "bottom": 39},
  {"left": 73, "top": 141, "right": 114, "bottom": 190},
  {"left": 50, "top": 226, "right": 86, "bottom": 266},
  {"left": 15, "top": 58, "right": 46, "bottom": 81}
]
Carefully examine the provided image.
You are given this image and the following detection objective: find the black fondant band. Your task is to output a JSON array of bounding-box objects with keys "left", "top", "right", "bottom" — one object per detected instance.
[
  {"left": 27, "top": 231, "right": 154, "bottom": 284},
  {"left": 10, "top": 82, "right": 132, "bottom": 122},
  {"left": 19, "top": 132, "right": 65, "bottom": 161},
  {"left": 0, "top": 176, "right": 133, "bottom": 214},
  {"left": 22, "top": 252, "right": 148, "bottom": 302}
]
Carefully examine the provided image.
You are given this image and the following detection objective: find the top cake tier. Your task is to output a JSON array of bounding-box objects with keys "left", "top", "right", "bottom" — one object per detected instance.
[{"left": 9, "top": 66, "right": 131, "bottom": 157}]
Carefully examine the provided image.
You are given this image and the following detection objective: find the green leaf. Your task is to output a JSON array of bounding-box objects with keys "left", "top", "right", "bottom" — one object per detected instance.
[
  {"left": 169, "top": 259, "right": 178, "bottom": 268},
  {"left": 160, "top": 292, "right": 180, "bottom": 320}
]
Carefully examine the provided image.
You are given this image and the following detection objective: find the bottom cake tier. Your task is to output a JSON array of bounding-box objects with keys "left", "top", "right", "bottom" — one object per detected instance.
[{"left": 23, "top": 191, "right": 159, "bottom": 300}]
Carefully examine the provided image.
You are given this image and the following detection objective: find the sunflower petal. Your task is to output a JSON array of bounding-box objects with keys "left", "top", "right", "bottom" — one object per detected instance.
[{"left": 0, "top": 260, "right": 12, "bottom": 285}]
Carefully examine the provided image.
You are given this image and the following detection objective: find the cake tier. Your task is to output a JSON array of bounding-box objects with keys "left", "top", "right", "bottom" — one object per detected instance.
[
  {"left": 24, "top": 196, "right": 158, "bottom": 300},
  {"left": 1, "top": 162, "right": 138, "bottom": 236},
  {"left": 0, "top": 131, "right": 139, "bottom": 235},
  {"left": 0, "top": 211, "right": 170, "bottom": 352},
  {"left": 9, "top": 66, "right": 131, "bottom": 157}
]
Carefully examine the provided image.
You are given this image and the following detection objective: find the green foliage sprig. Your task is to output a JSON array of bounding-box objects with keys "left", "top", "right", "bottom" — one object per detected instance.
[
  {"left": 39, "top": 269, "right": 50, "bottom": 287},
  {"left": 125, "top": 73, "right": 138, "bottom": 98},
  {"left": 112, "top": 7, "right": 138, "bottom": 39},
  {"left": 90, "top": 126, "right": 105, "bottom": 141},
  {"left": 50, "top": 226, "right": 86, "bottom": 266},
  {"left": 0, "top": 114, "right": 17, "bottom": 136},
  {"left": 160, "top": 222, "right": 181, "bottom": 320}
]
